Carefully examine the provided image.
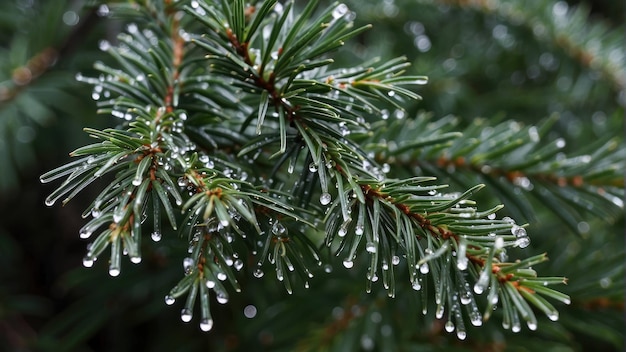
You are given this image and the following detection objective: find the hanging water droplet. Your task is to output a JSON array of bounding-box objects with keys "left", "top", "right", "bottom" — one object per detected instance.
[
  {"left": 308, "top": 162, "right": 318, "bottom": 172},
  {"left": 151, "top": 231, "right": 162, "bottom": 242},
  {"left": 419, "top": 263, "right": 429, "bottom": 274},
  {"left": 200, "top": 318, "right": 213, "bottom": 331},
  {"left": 217, "top": 272, "right": 227, "bottom": 281},
  {"left": 435, "top": 305, "right": 444, "bottom": 319},
  {"left": 130, "top": 256, "right": 142, "bottom": 264},
  {"left": 183, "top": 257, "right": 195, "bottom": 271},
  {"left": 444, "top": 321, "right": 455, "bottom": 332},
  {"left": 45, "top": 197, "right": 55, "bottom": 207},
  {"left": 355, "top": 224, "right": 364, "bottom": 235},
  {"left": 456, "top": 330, "right": 467, "bottom": 340},
  {"left": 460, "top": 291, "right": 472, "bottom": 305},
  {"left": 527, "top": 321, "right": 537, "bottom": 330},
  {"left": 488, "top": 213, "right": 496, "bottom": 220},
  {"left": 324, "top": 264, "right": 333, "bottom": 273},
  {"left": 83, "top": 255, "right": 94, "bottom": 267},
  {"left": 234, "top": 259, "right": 244, "bottom": 271},
  {"left": 515, "top": 236, "right": 530, "bottom": 248},
  {"left": 470, "top": 311, "right": 482, "bottom": 326},
  {"left": 181, "top": 308, "right": 193, "bottom": 322},
  {"left": 332, "top": 3, "right": 349, "bottom": 19},
  {"left": 512, "top": 323, "right": 521, "bottom": 333},
  {"left": 412, "top": 281, "right": 421, "bottom": 291},
  {"left": 79, "top": 228, "right": 92, "bottom": 239},
  {"left": 547, "top": 311, "right": 559, "bottom": 321},
  {"left": 457, "top": 257, "right": 468, "bottom": 271},
  {"left": 342, "top": 259, "right": 354, "bottom": 268},
  {"left": 392, "top": 255, "right": 400, "bottom": 265},
  {"left": 109, "top": 267, "right": 120, "bottom": 277},
  {"left": 253, "top": 268, "right": 264, "bottom": 278},
  {"left": 165, "top": 295, "right": 175, "bottom": 305},
  {"left": 365, "top": 242, "right": 377, "bottom": 253},
  {"left": 320, "top": 192, "right": 332, "bottom": 205},
  {"left": 474, "top": 272, "right": 489, "bottom": 294},
  {"left": 216, "top": 293, "right": 228, "bottom": 304}
]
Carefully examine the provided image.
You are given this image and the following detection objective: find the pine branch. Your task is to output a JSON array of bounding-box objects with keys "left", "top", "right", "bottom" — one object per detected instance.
[
  {"left": 41, "top": 0, "right": 574, "bottom": 340},
  {"left": 364, "top": 113, "right": 625, "bottom": 232}
]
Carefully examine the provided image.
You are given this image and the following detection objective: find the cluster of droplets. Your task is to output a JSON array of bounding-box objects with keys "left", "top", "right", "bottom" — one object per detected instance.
[{"left": 504, "top": 217, "right": 531, "bottom": 248}]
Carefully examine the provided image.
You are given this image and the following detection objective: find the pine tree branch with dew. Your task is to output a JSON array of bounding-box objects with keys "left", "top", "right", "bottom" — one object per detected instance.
[{"left": 41, "top": 0, "right": 571, "bottom": 338}]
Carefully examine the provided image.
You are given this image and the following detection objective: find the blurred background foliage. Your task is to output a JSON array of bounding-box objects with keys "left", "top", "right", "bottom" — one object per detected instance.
[{"left": 0, "top": 0, "right": 623, "bottom": 351}]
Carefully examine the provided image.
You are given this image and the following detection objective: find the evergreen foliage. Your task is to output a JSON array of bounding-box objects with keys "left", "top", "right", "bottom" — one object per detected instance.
[{"left": 1, "top": 0, "right": 623, "bottom": 351}]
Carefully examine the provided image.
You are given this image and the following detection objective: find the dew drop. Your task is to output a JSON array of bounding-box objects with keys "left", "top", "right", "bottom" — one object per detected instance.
[
  {"left": 181, "top": 308, "right": 193, "bottom": 322},
  {"left": 456, "top": 330, "right": 467, "bottom": 340},
  {"left": 130, "top": 256, "right": 142, "bottom": 264},
  {"left": 244, "top": 304, "right": 257, "bottom": 318},
  {"left": 217, "top": 272, "right": 227, "bottom": 281},
  {"left": 342, "top": 259, "right": 354, "bottom": 269},
  {"left": 332, "top": 3, "right": 349, "bottom": 19},
  {"left": 109, "top": 267, "right": 121, "bottom": 277},
  {"left": 216, "top": 293, "right": 228, "bottom": 304},
  {"left": 234, "top": 259, "right": 244, "bottom": 271},
  {"left": 412, "top": 281, "right": 421, "bottom": 291},
  {"left": 470, "top": 311, "right": 482, "bottom": 326},
  {"left": 324, "top": 264, "right": 333, "bottom": 273},
  {"left": 79, "top": 228, "right": 92, "bottom": 239},
  {"left": 355, "top": 225, "right": 364, "bottom": 235},
  {"left": 83, "top": 255, "right": 94, "bottom": 268},
  {"left": 515, "top": 236, "right": 530, "bottom": 248},
  {"left": 183, "top": 257, "right": 195, "bottom": 270},
  {"left": 320, "top": 192, "right": 332, "bottom": 205},
  {"left": 200, "top": 318, "right": 213, "bottom": 331},
  {"left": 527, "top": 322, "right": 537, "bottom": 331},
  {"left": 308, "top": 162, "right": 318, "bottom": 172},
  {"left": 460, "top": 292, "right": 472, "bottom": 305},
  {"left": 547, "top": 312, "right": 559, "bottom": 321},
  {"left": 365, "top": 242, "right": 377, "bottom": 253},
  {"left": 253, "top": 268, "right": 264, "bottom": 278},
  {"left": 392, "top": 255, "right": 400, "bottom": 265},
  {"left": 165, "top": 295, "right": 175, "bottom": 305},
  {"left": 419, "top": 263, "right": 429, "bottom": 274},
  {"left": 444, "top": 321, "right": 455, "bottom": 332},
  {"left": 151, "top": 231, "right": 162, "bottom": 242}
]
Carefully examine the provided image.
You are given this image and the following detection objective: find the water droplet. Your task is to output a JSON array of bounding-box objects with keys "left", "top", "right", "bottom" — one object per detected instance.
[
  {"left": 234, "top": 259, "right": 244, "bottom": 271},
  {"left": 332, "top": 3, "right": 349, "bottom": 19},
  {"left": 515, "top": 236, "right": 530, "bottom": 248},
  {"left": 470, "top": 311, "right": 482, "bottom": 326},
  {"left": 355, "top": 224, "right": 364, "bottom": 235},
  {"left": 83, "top": 255, "right": 94, "bottom": 267},
  {"left": 151, "top": 231, "right": 162, "bottom": 242},
  {"left": 79, "top": 228, "right": 92, "bottom": 239},
  {"left": 217, "top": 272, "right": 227, "bottom": 281},
  {"left": 435, "top": 305, "right": 444, "bottom": 319},
  {"left": 365, "top": 242, "right": 377, "bottom": 253},
  {"left": 456, "top": 330, "right": 466, "bottom": 340},
  {"left": 320, "top": 193, "right": 332, "bottom": 205},
  {"left": 512, "top": 323, "right": 521, "bottom": 333},
  {"left": 165, "top": 295, "right": 175, "bottom": 305},
  {"left": 183, "top": 257, "right": 195, "bottom": 271},
  {"left": 130, "top": 256, "right": 141, "bottom": 264},
  {"left": 253, "top": 268, "right": 264, "bottom": 278},
  {"left": 419, "top": 263, "right": 429, "bottom": 274},
  {"left": 216, "top": 293, "right": 228, "bottom": 304},
  {"left": 244, "top": 304, "right": 257, "bottom": 318},
  {"left": 511, "top": 226, "right": 527, "bottom": 237},
  {"left": 324, "top": 264, "right": 333, "bottom": 273},
  {"left": 527, "top": 321, "right": 537, "bottom": 330},
  {"left": 342, "top": 259, "right": 354, "bottom": 269},
  {"left": 200, "top": 318, "right": 213, "bottom": 331},
  {"left": 109, "top": 267, "right": 120, "bottom": 277},
  {"left": 181, "top": 308, "right": 192, "bottom": 322},
  {"left": 392, "top": 256, "right": 400, "bottom": 265},
  {"left": 444, "top": 321, "right": 455, "bottom": 332},
  {"left": 457, "top": 257, "right": 468, "bottom": 271},
  {"left": 547, "top": 312, "right": 559, "bottom": 321},
  {"left": 308, "top": 162, "right": 318, "bottom": 172},
  {"left": 460, "top": 291, "right": 472, "bottom": 305}
]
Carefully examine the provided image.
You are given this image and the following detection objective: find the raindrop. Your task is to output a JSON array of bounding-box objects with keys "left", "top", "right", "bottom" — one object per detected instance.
[
  {"left": 527, "top": 322, "right": 537, "bottom": 331},
  {"left": 183, "top": 257, "right": 195, "bottom": 271},
  {"left": 342, "top": 259, "right": 354, "bottom": 269},
  {"left": 419, "top": 263, "right": 429, "bottom": 274},
  {"left": 165, "top": 295, "right": 175, "bottom": 305},
  {"left": 547, "top": 312, "right": 559, "bottom": 321},
  {"left": 470, "top": 311, "right": 482, "bottom": 326},
  {"left": 515, "top": 236, "right": 530, "bottom": 248},
  {"left": 324, "top": 264, "right": 333, "bottom": 273},
  {"left": 412, "top": 281, "right": 421, "bottom": 291},
  {"left": 253, "top": 268, "right": 264, "bottom": 278},
  {"left": 200, "top": 318, "right": 213, "bottom": 331},
  {"left": 181, "top": 308, "right": 193, "bottom": 322},
  {"left": 130, "top": 256, "right": 142, "bottom": 264},
  {"left": 109, "top": 267, "right": 121, "bottom": 277},
  {"left": 308, "top": 162, "right": 318, "bottom": 172},
  {"left": 392, "top": 255, "right": 400, "bottom": 265},
  {"left": 332, "top": 3, "right": 349, "bottom": 19},
  {"left": 456, "top": 330, "right": 467, "bottom": 340},
  {"left": 244, "top": 305, "right": 257, "bottom": 318},
  {"left": 151, "top": 231, "right": 162, "bottom": 242},
  {"left": 320, "top": 192, "right": 332, "bottom": 205},
  {"left": 79, "top": 228, "right": 92, "bottom": 239},
  {"left": 216, "top": 293, "right": 228, "bottom": 304},
  {"left": 83, "top": 255, "right": 94, "bottom": 267},
  {"left": 444, "top": 321, "right": 455, "bottom": 332},
  {"left": 355, "top": 224, "right": 364, "bottom": 235},
  {"left": 234, "top": 259, "right": 244, "bottom": 271},
  {"left": 365, "top": 242, "right": 377, "bottom": 253}
]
